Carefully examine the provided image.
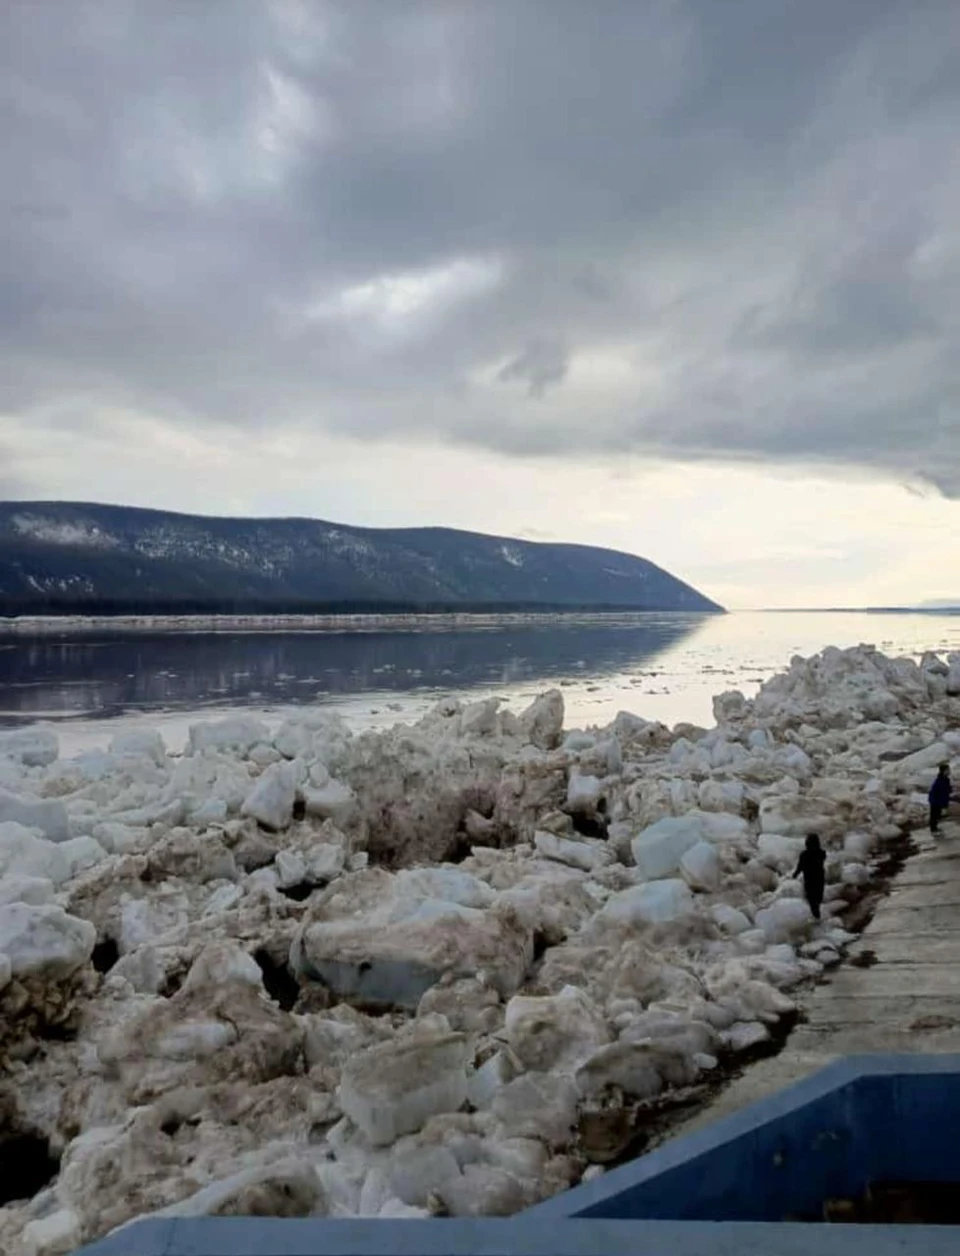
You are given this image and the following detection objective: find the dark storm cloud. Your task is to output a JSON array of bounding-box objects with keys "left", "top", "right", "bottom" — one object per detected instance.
[{"left": 1, "top": 0, "right": 959, "bottom": 491}]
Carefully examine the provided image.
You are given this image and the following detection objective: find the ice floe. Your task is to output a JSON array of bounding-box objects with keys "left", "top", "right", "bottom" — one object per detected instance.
[{"left": 0, "top": 642, "right": 958, "bottom": 1251}]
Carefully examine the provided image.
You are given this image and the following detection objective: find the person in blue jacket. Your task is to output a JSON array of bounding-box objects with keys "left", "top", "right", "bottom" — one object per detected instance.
[{"left": 929, "top": 762, "right": 956, "bottom": 834}]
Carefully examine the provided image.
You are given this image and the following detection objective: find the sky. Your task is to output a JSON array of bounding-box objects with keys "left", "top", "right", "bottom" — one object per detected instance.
[{"left": 1, "top": 0, "right": 959, "bottom": 610}]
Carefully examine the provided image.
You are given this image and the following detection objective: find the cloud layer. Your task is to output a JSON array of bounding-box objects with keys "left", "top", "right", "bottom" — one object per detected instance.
[{"left": 2, "top": 0, "right": 959, "bottom": 493}]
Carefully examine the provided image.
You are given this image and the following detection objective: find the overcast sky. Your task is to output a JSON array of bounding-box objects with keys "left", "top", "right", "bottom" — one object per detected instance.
[{"left": 2, "top": 0, "right": 959, "bottom": 609}]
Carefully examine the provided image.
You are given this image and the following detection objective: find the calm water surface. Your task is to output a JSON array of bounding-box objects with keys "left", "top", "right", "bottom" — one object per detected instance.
[{"left": 1, "top": 611, "right": 958, "bottom": 752}]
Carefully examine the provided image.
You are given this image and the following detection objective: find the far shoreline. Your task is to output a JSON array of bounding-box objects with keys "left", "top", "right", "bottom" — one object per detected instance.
[
  {"left": 1, "top": 604, "right": 958, "bottom": 637},
  {"left": 0, "top": 608, "right": 722, "bottom": 636}
]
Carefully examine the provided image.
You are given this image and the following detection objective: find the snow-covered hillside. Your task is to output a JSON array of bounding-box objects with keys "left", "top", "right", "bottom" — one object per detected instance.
[{"left": 0, "top": 502, "right": 722, "bottom": 612}]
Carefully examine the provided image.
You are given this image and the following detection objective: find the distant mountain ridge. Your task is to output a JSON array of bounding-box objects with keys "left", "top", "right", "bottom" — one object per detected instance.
[{"left": 0, "top": 501, "right": 723, "bottom": 614}]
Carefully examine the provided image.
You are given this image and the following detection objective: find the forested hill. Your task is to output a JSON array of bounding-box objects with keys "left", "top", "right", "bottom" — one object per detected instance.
[{"left": 0, "top": 502, "right": 723, "bottom": 615}]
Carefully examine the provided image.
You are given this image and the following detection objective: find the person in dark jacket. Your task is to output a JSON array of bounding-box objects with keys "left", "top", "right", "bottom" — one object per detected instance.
[
  {"left": 793, "top": 832, "right": 826, "bottom": 919},
  {"left": 929, "top": 762, "right": 956, "bottom": 834}
]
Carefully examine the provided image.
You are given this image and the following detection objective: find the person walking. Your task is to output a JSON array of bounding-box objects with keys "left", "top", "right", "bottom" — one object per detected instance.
[
  {"left": 793, "top": 832, "right": 826, "bottom": 920},
  {"left": 929, "top": 762, "right": 956, "bottom": 835}
]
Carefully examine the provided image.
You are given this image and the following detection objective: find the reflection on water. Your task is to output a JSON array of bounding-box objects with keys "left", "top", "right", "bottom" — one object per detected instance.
[
  {"left": 0, "top": 614, "right": 709, "bottom": 723},
  {"left": 2, "top": 610, "right": 958, "bottom": 734}
]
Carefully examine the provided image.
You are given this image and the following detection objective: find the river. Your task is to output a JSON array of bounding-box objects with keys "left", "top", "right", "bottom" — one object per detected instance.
[{"left": 1, "top": 609, "right": 958, "bottom": 753}]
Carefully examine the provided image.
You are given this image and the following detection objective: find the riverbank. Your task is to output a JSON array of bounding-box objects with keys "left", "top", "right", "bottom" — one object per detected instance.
[
  {"left": 1, "top": 642, "right": 959, "bottom": 1254},
  {"left": 4, "top": 609, "right": 960, "bottom": 748},
  {"left": 660, "top": 814, "right": 960, "bottom": 1148},
  {"left": 0, "top": 611, "right": 710, "bottom": 637}
]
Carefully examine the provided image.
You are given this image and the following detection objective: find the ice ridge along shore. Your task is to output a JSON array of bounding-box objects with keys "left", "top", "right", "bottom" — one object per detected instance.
[{"left": 1, "top": 643, "right": 959, "bottom": 1254}]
